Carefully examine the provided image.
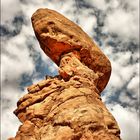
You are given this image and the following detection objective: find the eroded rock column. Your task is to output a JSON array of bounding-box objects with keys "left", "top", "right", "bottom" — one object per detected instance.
[{"left": 9, "top": 8, "right": 120, "bottom": 140}]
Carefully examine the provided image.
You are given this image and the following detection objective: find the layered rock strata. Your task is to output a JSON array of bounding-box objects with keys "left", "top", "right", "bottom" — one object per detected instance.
[{"left": 9, "top": 8, "right": 120, "bottom": 140}]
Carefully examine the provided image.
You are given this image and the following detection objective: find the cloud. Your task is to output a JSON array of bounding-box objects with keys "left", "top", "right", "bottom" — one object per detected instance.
[
  {"left": 103, "top": 0, "right": 139, "bottom": 42},
  {"left": 127, "top": 76, "right": 139, "bottom": 96},
  {"left": 103, "top": 8, "right": 139, "bottom": 42},
  {"left": 86, "top": 0, "right": 108, "bottom": 10},
  {"left": 1, "top": 108, "right": 21, "bottom": 140},
  {"left": 1, "top": 0, "right": 22, "bottom": 24},
  {"left": 102, "top": 44, "right": 139, "bottom": 109},
  {"left": 76, "top": 10, "right": 97, "bottom": 36},
  {"left": 1, "top": 86, "right": 23, "bottom": 140},
  {"left": 1, "top": 33, "right": 34, "bottom": 83},
  {"left": 107, "top": 104, "right": 139, "bottom": 140},
  {"left": 1, "top": 26, "right": 35, "bottom": 140}
]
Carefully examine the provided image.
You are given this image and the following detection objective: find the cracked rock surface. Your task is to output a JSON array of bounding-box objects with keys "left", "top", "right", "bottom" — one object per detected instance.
[{"left": 9, "top": 8, "right": 120, "bottom": 140}]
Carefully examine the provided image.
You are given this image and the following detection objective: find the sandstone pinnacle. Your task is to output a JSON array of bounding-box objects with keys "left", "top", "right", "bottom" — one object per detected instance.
[{"left": 9, "top": 8, "right": 120, "bottom": 140}]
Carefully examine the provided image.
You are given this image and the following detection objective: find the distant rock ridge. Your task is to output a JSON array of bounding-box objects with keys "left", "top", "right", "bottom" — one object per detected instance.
[{"left": 9, "top": 8, "right": 120, "bottom": 140}]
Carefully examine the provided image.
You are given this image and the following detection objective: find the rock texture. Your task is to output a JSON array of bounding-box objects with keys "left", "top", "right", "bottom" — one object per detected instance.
[{"left": 9, "top": 8, "right": 120, "bottom": 140}]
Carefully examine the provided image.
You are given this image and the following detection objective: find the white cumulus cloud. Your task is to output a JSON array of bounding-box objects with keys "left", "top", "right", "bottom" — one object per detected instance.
[
  {"left": 103, "top": 0, "right": 139, "bottom": 42},
  {"left": 107, "top": 104, "right": 139, "bottom": 140}
]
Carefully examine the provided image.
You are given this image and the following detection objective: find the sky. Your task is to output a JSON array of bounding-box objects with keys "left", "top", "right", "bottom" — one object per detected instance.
[{"left": 0, "top": 0, "right": 139, "bottom": 140}]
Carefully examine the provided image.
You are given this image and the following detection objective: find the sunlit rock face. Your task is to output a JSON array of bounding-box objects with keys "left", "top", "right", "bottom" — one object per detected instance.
[
  {"left": 31, "top": 8, "right": 111, "bottom": 93},
  {"left": 9, "top": 8, "right": 120, "bottom": 140}
]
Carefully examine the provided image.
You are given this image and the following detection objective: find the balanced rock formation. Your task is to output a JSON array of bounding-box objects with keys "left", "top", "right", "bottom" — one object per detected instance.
[{"left": 9, "top": 8, "right": 120, "bottom": 140}]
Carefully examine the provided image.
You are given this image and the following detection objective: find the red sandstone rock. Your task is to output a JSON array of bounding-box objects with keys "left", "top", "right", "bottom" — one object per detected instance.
[
  {"left": 9, "top": 8, "right": 120, "bottom": 140},
  {"left": 31, "top": 8, "right": 111, "bottom": 93}
]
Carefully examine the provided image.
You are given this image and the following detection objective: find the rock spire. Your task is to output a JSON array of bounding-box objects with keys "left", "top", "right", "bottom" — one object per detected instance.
[{"left": 9, "top": 8, "right": 120, "bottom": 140}]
